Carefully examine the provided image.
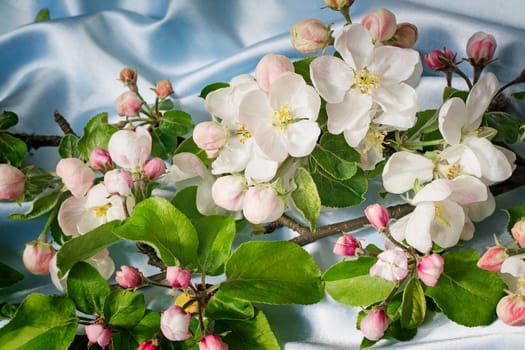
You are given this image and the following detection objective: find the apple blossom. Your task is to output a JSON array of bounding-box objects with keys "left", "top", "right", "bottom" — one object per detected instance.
[
  {"left": 199, "top": 334, "right": 229, "bottom": 350},
  {"left": 290, "top": 19, "right": 332, "bottom": 54},
  {"left": 22, "top": 241, "right": 56, "bottom": 275},
  {"left": 477, "top": 246, "right": 508, "bottom": 272},
  {"left": 501, "top": 253, "right": 525, "bottom": 277},
  {"left": 361, "top": 8, "right": 397, "bottom": 43},
  {"left": 115, "top": 265, "right": 142, "bottom": 288},
  {"left": 144, "top": 157, "right": 166, "bottom": 180},
  {"left": 242, "top": 185, "right": 284, "bottom": 224},
  {"left": 108, "top": 126, "right": 152, "bottom": 170},
  {"left": 0, "top": 164, "right": 25, "bottom": 200},
  {"left": 155, "top": 79, "right": 173, "bottom": 99},
  {"left": 364, "top": 203, "right": 389, "bottom": 230},
  {"left": 390, "top": 23, "right": 418, "bottom": 48},
  {"left": 255, "top": 53, "right": 294, "bottom": 92},
  {"left": 370, "top": 249, "right": 409, "bottom": 283},
  {"left": 467, "top": 31, "right": 496, "bottom": 65},
  {"left": 56, "top": 158, "right": 95, "bottom": 198},
  {"left": 424, "top": 49, "right": 456, "bottom": 71},
  {"left": 333, "top": 235, "right": 361, "bottom": 256},
  {"left": 138, "top": 340, "right": 158, "bottom": 350},
  {"left": 417, "top": 253, "right": 445, "bottom": 287},
  {"left": 166, "top": 266, "right": 191, "bottom": 289},
  {"left": 89, "top": 147, "right": 113, "bottom": 171},
  {"left": 382, "top": 151, "right": 434, "bottom": 194},
  {"left": 496, "top": 294, "right": 525, "bottom": 326},
  {"left": 360, "top": 309, "right": 389, "bottom": 341},
  {"left": 115, "top": 91, "right": 141, "bottom": 116},
  {"left": 85, "top": 324, "right": 112, "bottom": 347},
  {"left": 193, "top": 121, "right": 228, "bottom": 157},
  {"left": 104, "top": 169, "right": 133, "bottom": 196},
  {"left": 160, "top": 305, "right": 192, "bottom": 341},
  {"left": 211, "top": 175, "right": 246, "bottom": 211},
  {"left": 511, "top": 220, "right": 525, "bottom": 248}
]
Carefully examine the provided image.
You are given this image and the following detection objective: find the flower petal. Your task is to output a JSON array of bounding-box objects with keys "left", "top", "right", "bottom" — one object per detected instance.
[
  {"left": 463, "top": 136, "right": 513, "bottom": 182},
  {"left": 438, "top": 97, "right": 467, "bottom": 145},
  {"left": 382, "top": 151, "right": 434, "bottom": 194},
  {"left": 430, "top": 200, "right": 465, "bottom": 249},
  {"left": 412, "top": 179, "right": 453, "bottom": 204},
  {"left": 370, "top": 46, "right": 420, "bottom": 83},
  {"left": 373, "top": 83, "right": 418, "bottom": 129},
  {"left": 447, "top": 175, "right": 487, "bottom": 205},
  {"left": 57, "top": 196, "right": 86, "bottom": 236},
  {"left": 465, "top": 72, "right": 499, "bottom": 131},
  {"left": 284, "top": 120, "right": 321, "bottom": 158},
  {"left": 501, "top": 254, "right": 525, "bottom": 277},
  {"left": 406, "top": 202, "right": 434, "bottom": 253},
  {"left": 310, "top": 56, "right": 353, "bottom": 103},
  {"left": 326, "top": 91, "right": 373, "bottom": 136},
  {"left": 467, "top": 189, "right": 495, "bottom": 222},
  {"left": 334, "top": 24, "right": 374, "bottom": 70}
]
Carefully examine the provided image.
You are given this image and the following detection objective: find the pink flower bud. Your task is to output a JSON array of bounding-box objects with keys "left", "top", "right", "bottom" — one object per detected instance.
[
  {"left": 56, "top": 158, "right": 95, "bottom": 198},
  {"left": 333, "top": 235, "right": 361, "bottom": 256},
  {"left": 424, "top": 49, "right": 456, "bottom": 71},
  {"left": 156, "top": 80, "right": 173, "bottom": 99},
  {"left": 104, "top": 169, "right": 133, "bottom": 196},
  {"left": 370, "top": 249, "right": 409, "bottom": 283},
  {"left": 89, "top": 147, "right": 113, "bottom": 171},
  {"left": 255, "top": 54, "right": 294, "bottom": 92},
  {"left": 290, "top": 19, "right": 332, "bottom": 54},
  {"left": 477, "top": 246, "right": 508, "bottom": 272},
  {"left": 0, "top": 164, "right": 25, "bottom": 200},
  {"left": 115, "top": 265, "right": 142, "bottom": 289},
  {"left": 496, "top": 294, "right": 525, "bottom": 326},
  {"left": 417, "top": 253, "right": 444, "bottom": 287},
  {"left": 115, "top": 91, "right": 142, "bottom": 117},
  {"left": 323, "top": 0, "right": 354, "bottom": 10},
  {"left": 511, "top": 220, "right": 525, "bottom": 248},
  {"left": 144, "top": 157, "right": 166, "bottom": 180},
  {"left": 160, "top": 305, "right": 192, "bottom": 341},
  {"left": 199, "top": 334, "right": 229, "bottom": 350},
  {"left": 22, "top": 241, "right": 56, "bottom": 275},
  {"left": 166, "top": 266, "right": 192, "bottom": 289},
  {"left": 361, "top": 8, "right": 397, "bottom": 43},
  {"left": 390, "top": 22, "right": 418, "bottom": 48},
  {"left": 138, "top": 340, "right": 158, "bottom": 350},
  {"left": 85, "top": 324, "right": 112, "bottom": 347},
  {"left": 242, "top": 186, "right": 284, "bottom": 224},
  {"left": 364, "top": 204, "right": 389, "bottom": 230},
  {"left": 108, "top": 127, "right": 152, "bottom": 169},
  {"left": 360, "top": 309, "right": 389, "bottom": 341},
  {"left": 211, "top": 175, "right": 246, "bottom": 211},
  {"left": 119, "top": 67, "right": 137, "bottom": 86},
  {"left": 466, "top": 31, "right": 496, "bottom": 64},
  {"left": 193, "top": 121, "right": 228, "bottom": 157}
]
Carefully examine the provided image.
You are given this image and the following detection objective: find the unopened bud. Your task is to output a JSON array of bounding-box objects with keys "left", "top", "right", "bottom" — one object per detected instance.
[
  {"left": 144, "top": 157, "right": 166, "bottom": 180},
  {"left": 85, "top": 324, "right": 112, "bottom": 347},
  {"left": 22, "top": 241, "right": 56, "bottom": 275},
  {"left": 466, "top": 31, "right": 496, "bottom": 65},
  {"left": 361, "top": 8, "right": 397, "bottom": 43},
  {"left": 364, "top": 204, "right": 389, "bottom": 230},
  {"left": 160, "top": 305, "right": 192, "bottom": 341},
  {"left": 390, "top": 22, "right": 418, "bottom": 48},
  {"left": 477, "top": 246, "right": 508, "bottom": 272},
  {"left": 290, "top": 19, "right": 332, "bottom": 54},
  {"left": 0, "top": 164, "right": 25, "bottom": 200},
  {"left": 333, "top": 235, "right": 361, "bottom": 256},
  {"left": 115, "top": 91, "right": 142, "bottom": 117},
  {"left": 199, "top": 334, "right": 229, "bottom": 350},
  {"left": 511, "top": 220, "right": 525, "bottom": 248},
  {"left": 424, "top": 49, "right": 456, "bottom": 71},
  {"left": 166, "top": 266, "right": 191, "bottom": 289},
  {"left": 138, "top": 340, "right": 159, "bottom": 350},
  {"left": 255, "top": 54, "right": 294, "bottom": 92},
  {"left": 104, "top": 169, "right": 133, "bottom": 196},
  {"left": 119, "top": 67, "right": 137, "bottom": 86},
  {"left": 496, "top": 294, "right": 525, "bottom": 326},
  {"left": 155, "top": 80, "right": 173, "bottom": 99},
  {"left": 242, "top": 186, "right": 284, "bottom": 224},
  {"left": 115, "top": 265, "right": 142, "bottom": 289},
  {"left": 360, "top": 308, "right": 389, "bottom": 341},
  {"left": 89, "top": 147, "right": 113, "bottom": 171},
  {"left": 417, "top": 253, "right": 444, "bottom": 287},
  {"left": 193, "top": 121, "right": 228, "bottom": 157},
  {"left": 324, "top": 0, "right": 354, "bottom": 10},
  {"left": 211, "top": 175, "right": 246, "bottom": 211}
]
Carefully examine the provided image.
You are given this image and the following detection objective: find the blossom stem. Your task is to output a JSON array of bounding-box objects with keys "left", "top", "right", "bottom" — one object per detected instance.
[
  {"left": 402, "top": 139, "right": 445, "bottom": 148},
  {"left": 452, "top": 66, "right": 473, "bottom": 89}
]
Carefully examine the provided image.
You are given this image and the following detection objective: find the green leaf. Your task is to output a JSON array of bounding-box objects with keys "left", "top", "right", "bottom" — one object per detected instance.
[
  {"left": 110, "top": 310, "right": 160, "bottom": 349},
  {"left": 104, "top": 289, "right": 146, "bottom": 328},
  {"left": 291, "top": 167, "right": 321, "bottom": 232},
  {"left": 199, "top": 82, "right": 230, "bottom": 99},
  {"left": 0, "top": 133, "right": 27, "bottom": 167},
  {"left": 77, "top": 113, "right": 118, "bottom": 160},
  {"left": 483, "top": 111, "right": 523, "bottom": 144},
  {"left": 171, "top": 186, "right": 203, "bottom": 221},
  {"left": 194, "top": 215, "right": 236, "bottom": 275},
  {"left": 0, "top": 111, "right": 18, "bottom": 130},
  {"left": 114, "top": 197, "right": 199, "bottom": 266},
  {"left": 310, "top": 133, "right": 359, "bottom": 180},
  {"left": 400, "top": 278, "right": 426, "bottom": 329},
  {"left": 323, "top": 258, "right": 395, "bottom": 307},
  {"left": 424, "top": 250, "right": 506, "bottom": 326},
  {"left": 174, "top": 136, "right": 209, "bottom": 164},
  {"left": 151, "top": 110, "right": 194, "bottom": 158},
  {"left": 221, "top": 241, "right": 323, "bottom": 305},
  {"left": 405, "top": 109, "right": 438, "bottom": 141},
  {"left": 504, "top": 202, "right": 525, "bottom": 233},
  {"left": 206, "top": 290, "right": 255, "bottom": 320},
  {"left": 66, "top": 262, "right": 110, "bottom": 315},
  {"left": 58, "top": 134, "right": 79, "bottom": 158},
  {"left": 158, "top": 98, "right": 174, "bottom": 111},
  {"left": 511, "top": 90, "right": 525, "bottom": 101},
  {"left": 443, "top": 87, "right": 468, "bottom": 102},
  {"left": 0, "top": 262, "right": 24, "bottom": 288},
  {"left": 34, "top": 8, "right": 50, "bottom": 22},
  {"left": 56, "top": 221, "right": 121, "bottom": 277},
  {"left": 384, "top": 319, "right": 417, "bottom": 341},
  {"left": 215, "top": 309, "right": 280, "bottom": 350},
  {"left": 9, "top": 188, "right": 65, "bottom": 220},
  {"left": 0, "top": 294, "right": 78, "bottom": 349},
  {"left": 311, "top": 167, "right": 368, "bottom": 208},
  {"left": 293, "top": 57, "right": 316, "bottom": 85}
]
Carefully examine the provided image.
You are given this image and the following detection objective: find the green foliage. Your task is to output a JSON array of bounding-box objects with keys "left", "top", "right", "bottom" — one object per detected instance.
[
  {"left": 310, "top": 167, "right": 368, "bottom": 208},
  {"left": 206, "top": 290, "right": 255, "bottom": 320},
  {"left": 158, "top": 98, "right": 174, "bottom": 111},
  {"left": 504, "top": 202, "right": 525, "bottom": 232},
  {"left": 66, "top": 262, "right": 110, "bottom": 315},
  {"left": 0, "top": 111, "right": 18, "bottom": 129},
  {"left": 424, "top": 250, "right": 506, "bottom": 326},
  {"left": 111, "top": 310, "right": 160, "bottom": 349},
  {"left": 194, "top": 215, "right": 236, "bottom": 275},
  {"left": 199, "top": 82, "right": 229, "bottom": 99},
  {"left": 483, "top": 111, "right": 523, "bottom": 144},
  {"left": 323, "top": 258, "right": 395, "bottom": 307},
  {"left": 511, "top": 90, "right": 525, "bottom": 101},
  {"left": 400, "top": 278, "right": 426, "bottom": 329},
  {"left": 151, "top": 110, "right": 194, "bottom": 159},
  {"left": 221, "top": 241, "right": 324, "bottom": 305},
  {"left": 77, "top": 113, "right": 118, "bottom": 160},
  {"left": 58, "top": 134, "right": 79, "bottom": 158},
  {"left": 405, "top": 109, "right": 438, "bottom": 141},
  {"left": 104, "top": 289, "right": 146, "bottom": 328},
  {"left": 0, "top": 262, "right": 24, "bottom": 288},
  {"left": 172, "top": 186, "right": 203, "bottom": 221},
  {"left": 114, "top": 197, "right": 199, "bottom": 267},
  {"left": 34, "top": 8, "right": 50, "bottom": 22},
  {"left": 173, "top": 136, "right": 209, "bottom": 163},
  {"left": 0, "top": 133, "right": 27, "bottom": 167},
  {"left": 0, "top": 294, "right": 78, "bottom": 349},
  {"left": 310, "top": 133, "right": 359, "bottom": 180},
  {"left": 293, "top": 57, "right": 316, "bottom": 85},
  {"left": 291, "top": 167, "right": 321, "bottom": 232},
  {"left": 9, "top": 188, "right": 65, "bottom": 220},
  {"left": 443, "top": 87, "right": 468, "bottom": 102}
]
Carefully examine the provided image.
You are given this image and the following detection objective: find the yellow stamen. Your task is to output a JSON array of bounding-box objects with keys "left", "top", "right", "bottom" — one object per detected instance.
[
  {"left": 272, "top": 104, "right": 294, "bottom": 129},
  {"left": 352, "top": 67, "right": 381, "bottom": 95},
  {"left": 446, "top": 163, "right": 461, "bottom": 180},
  {"left": 434, "top": 203, "right": 450, "bottom": 227},
  {"left": 236, "top": 124, "right": 252, "bottom": 144},
  {"left": 92, "top": 204, "right": 111, "bottom": 218}
]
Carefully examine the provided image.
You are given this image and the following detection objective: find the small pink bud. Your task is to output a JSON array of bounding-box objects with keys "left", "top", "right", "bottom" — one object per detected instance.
[
  {"left": 323, "top": 0, "right": 354, "bottom": 10},
  {"left": 193, "top": 121, "right": 228, "bottom": 157},
  {"left": 361, "top": 8, "right": 397, "bottom": 43},
  {"left": 242, "top": 186, "right": 284, "bottom": 224},
  {"left": 199, "top": 334, "right": 229, "bottom": 350},
  {"left": 255, "top": 54, "right": 295, "bottom": 92},
  {"left": 166, "top": 266, "right": 192, "bottom": 289},
  {"left": 108, "top": 127, "right": 152, "bottom": 169},
  {"left": 424, "top": 49, "right": 456, "bottom": 71},
  {"left": 85, "top": 324, "right": 112, "bottom": 347},
  {"left": 417, "top": 253, "right": 444, "bottom": 287},
  {"left": 156, "top": 80, "right": 173, "bottom": 99},
  {"left": 144, "top": 157, "right": 166, "bottom": 180},
  {"left": 115, "top": 91, "right": 142, "bottom": 117},
  {"left": 333, "top": 235, "right": 361, "bottom": 256},
  {"left": 511, "top": 220, "right": 525, "bottom": 248},
  {"left": 22, "top": 241, "right": 56, "bottom": 275},
  {"left": 370, "top": 249, "right": 409, "bottom": 283},
  {"left": 290, "top": 19, "right": 332, "bottom": 54},
  {"left": 360, "top": 309, "right": 389, "bottom": 341},
  {"left": 89, "top": 148, "right": 113, "bottom": 171},
  {"left": 211, "top": 175, "right": 246, "bottom": 211},
  {"left": 466, "top": 31, "right": 496, "bottom": 65},
  {"left": 496, "top": 294, "right": 525, "bottom": 326},
  {"left": 0, "top": 164, "right": 25, "bottom": 200},
  {"left": 56, "top": 158, "right": 95, "bottom": 198},
  {"left": 104, "top": 169, "right": 133, "bottom": 196},
  {"left": 160, "top": 305, "right": 192, "bottom": 341},
  {"left": 138, "top": 340, "right": 158, "bottom": 350},
  {"left": 390, "top": 22, "right": 418, "bottom": 48},
  {"left": 477, "top": 246, "right": 508, "bottom": 272},
  {"left": 119, "top": 67, "right": 137, "bottom": 86},
  {"left": 364, "top": 204, "right": 389, "bottom": 229},
  {"left": 115, "top": 265, "right": 142, "bottom": 289}
]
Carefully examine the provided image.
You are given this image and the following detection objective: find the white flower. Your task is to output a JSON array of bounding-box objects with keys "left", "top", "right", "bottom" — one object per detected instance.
[
  {"left": 370, "top": 249, "right": 409, "bottom": 283},
  {"left": 310, "top": 23, "right": 419, "bottom": 149},
  {"left": 239, "top": 72, "right": 321, "bottom": 162},
  {"left": 501, "top": 254, "right": 525, "bottom": 278},
  {"left": 382, "top": 151, "right": 434, "bottom": 194}
]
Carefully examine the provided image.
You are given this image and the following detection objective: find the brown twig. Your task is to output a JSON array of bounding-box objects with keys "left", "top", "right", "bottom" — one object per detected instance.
[
  {"left": 5, "top": 132, "right": 62, "bottom": 149},
  {"left": 54, "top": 110, "right": 77, "bottom": 136},
  {"left": 136, "top": 242, "right": 167, "bottom": 271}
]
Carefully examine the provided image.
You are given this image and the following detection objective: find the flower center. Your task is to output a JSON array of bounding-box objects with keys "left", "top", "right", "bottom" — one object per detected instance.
[
  {"left": 446, "top": 163, "right": 461, "bottom": 180},
  {"left": 362, "top": 127, "right": 387, "bottom": 153},
  {"left": 272, "top": 104, "right": 294, "bottom": 129},
  {"left": 352, "top": 68, "right": 381, "bottom": 95},
  {"left": 92, "top": 203, "right": 111, "bottom": 218},
  {"left": 434, "top": 203, "right": 450, "bottom": 227},
  {"left": 236, "top": 124, "right": 252, "bottom": 144},
  {"left": 519, "top": 276, "right": 525, "bottom": 293}
]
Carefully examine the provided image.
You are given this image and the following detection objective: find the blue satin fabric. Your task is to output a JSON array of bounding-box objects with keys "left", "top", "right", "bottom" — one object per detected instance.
[{"left": 1, "top": 1, "right": 524, "bottom": 348}]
